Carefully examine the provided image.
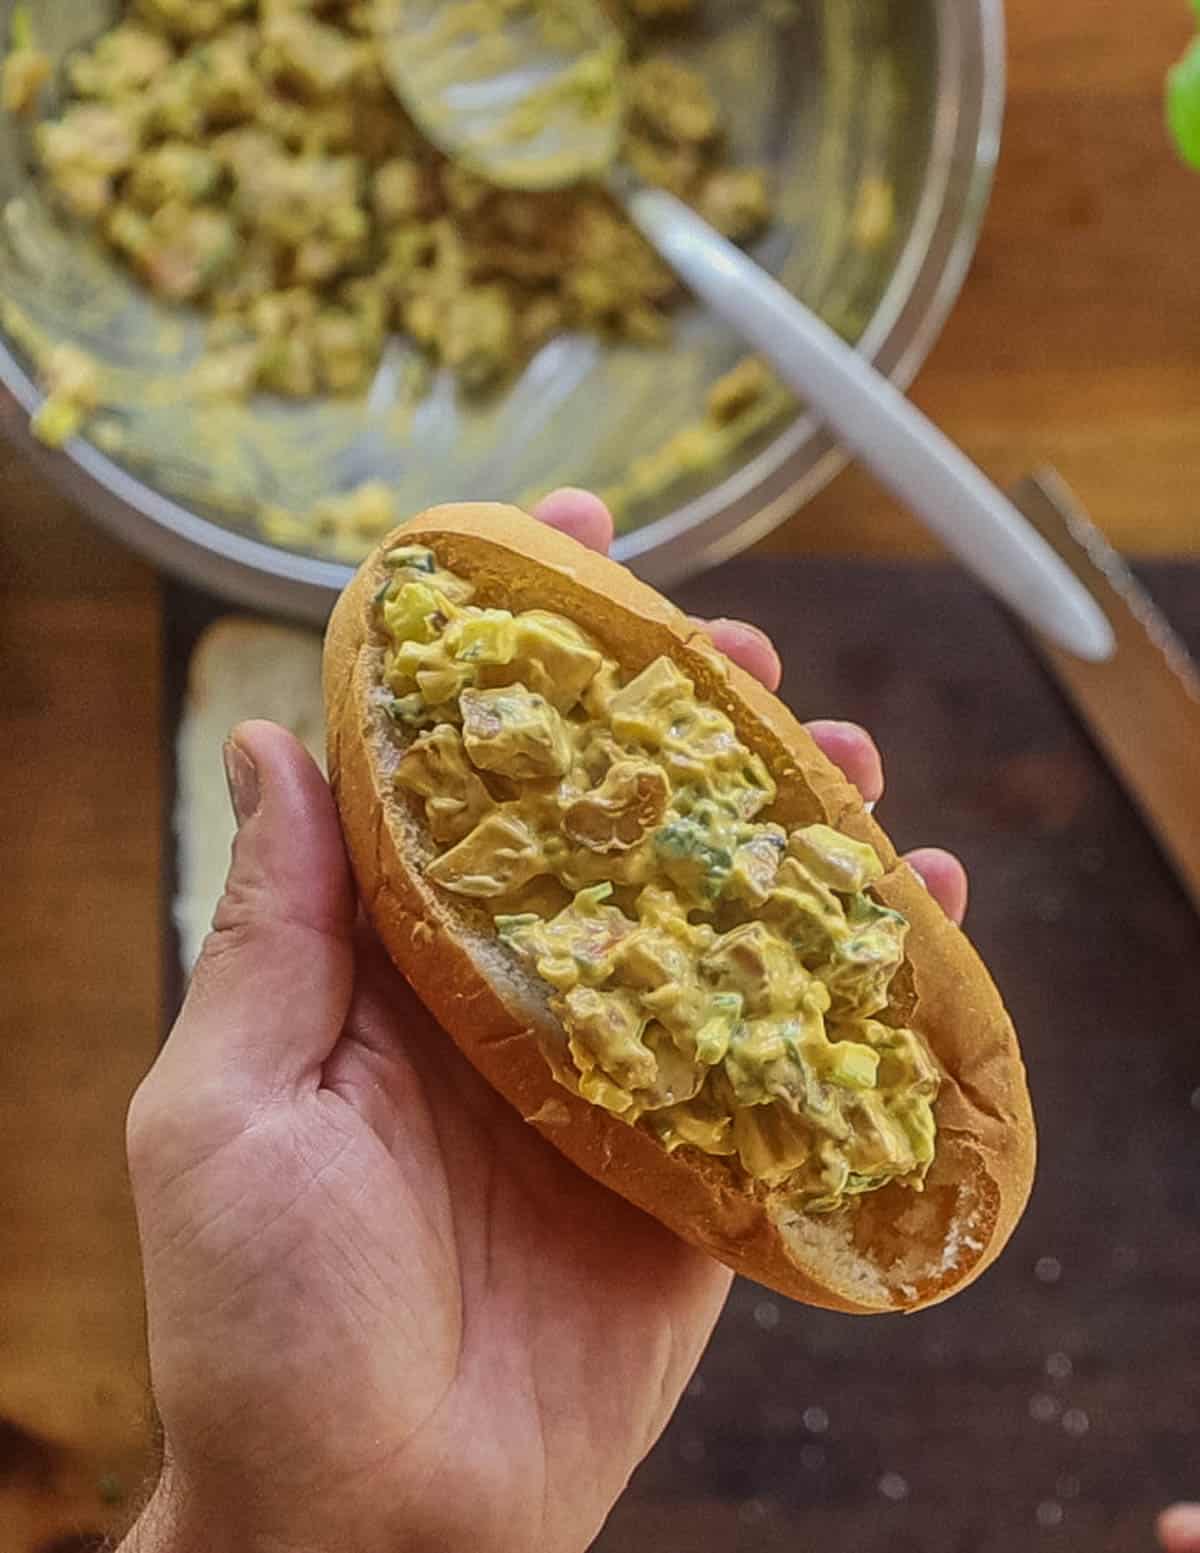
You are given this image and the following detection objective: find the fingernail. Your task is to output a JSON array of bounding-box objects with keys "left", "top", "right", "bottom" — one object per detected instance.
[
  {"left": 223, "top": 739, "right": 260, "bottom": 829},
  {"left": 709, "top": 617, "right": 775, "bottom": 650}
]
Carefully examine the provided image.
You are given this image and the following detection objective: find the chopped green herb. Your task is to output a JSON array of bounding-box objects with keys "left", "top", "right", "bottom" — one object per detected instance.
[
  {"left": 384, "top": 545, "right": 438, "bottom": 572},
  {"left": 385, "top": 694, "right": 429, "bottom": 726},
  {"left": 11, "top": 4, "right": 33, "bottom": 50},
  {"left": 496, "top": 912, "right": 539, "bottom": 941},
  {"left": 653, "top": 816, "right": 733, "bottom": 903},
  {"left": 695, "top": 991, "right": 742, "bottom": 1065}
]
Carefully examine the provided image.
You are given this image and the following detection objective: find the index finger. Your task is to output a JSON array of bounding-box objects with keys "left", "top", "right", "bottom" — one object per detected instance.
[
  {"left": 533, "top": 487, "right": 614, "bottom": 553},
  {"left": 534, "top": 489, "right": 785, "bottom": 692}
]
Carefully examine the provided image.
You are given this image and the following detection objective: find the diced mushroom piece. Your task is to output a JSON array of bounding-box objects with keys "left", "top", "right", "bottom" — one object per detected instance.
[
  {"left": 761, "top": 856, "right": 846, "bottom": 958},
  {"left": 817, "top": 898, "right": 907, "bottom": 1020},
  {"left": 234, "top": 150, "right": 364, "bottom": 252},
  {"left": 372, "top": 158, "right": 432, "bottom": 224},
  {"left": 559, "top": 986, "right": 655, "bottom": 1091},
  {"left": 313, "top": 310, "right": 373, "bottom": 393},
  {"left": 701, "top": 922, "right": 816, "bottom": 1017},
  {"left": 3, "top": 48, "right": 51, "bottom": 116},
  {"left": 607, "top": 656, "right": 693, "bottom": 744},
  {"left": 858, "top": 1021, "right": 939, "bottom": 1098},
  {"left": 258, "top": 332, "right": 319, "bottom": 397},
  {"left": 192, "top": 28, "right": 266, "bottom": 124},
  {"left": 143, "top": 58, "right": 206, "bottom": 140},
  {"left": 439, "top": 285, "right": 516, "bottom": 391},
  {"left": 614, "top": 926, "right": 692, "bottom": 990},
  {"left": 730, "top": 1100, "right": 814, "bottom": 1185},
  {"left": 696, "top": 168, "right": 772, "bottom": 241},
  {"left": 460, "top": 685, "right": 571, "bottom": 782},
  {"left": 503, "top": 612, "right": 604, "bottom": 711},
  {"left": 653, "top": 1092, "right": 734, "bottom": 1156},
  {"left": 707, "top": 357, "right": 771, "bottom": 425},
  {"left": 572, "top": 725, "right": 625, "bottom": 788},
  {"left": 624, "top": 134, "right": 702, "bottom": 198},
  {"left": 426, "top": 810, "right": 545, "bottom": 898},
  {"left": 630, "top": 58, "right": 719, "bottom": 145},
  {"left": 727, "top": 1018, "right": 837, "bottom": 1123},
  {"left": 506, "top": 894, "right": 636, "bottom": 990},
  {"left": 134, "top": 0, "right": 241, "bottom": 43},
  {"left": 396, "top": 724, "right": 494, "bottom": 845},
  {"left": 662, "top": 711, "right": 775, "bottom": 819},
  {"left": 787, "top": 824, "right": 884, "bottom": 895},
  {"left": 633, "top": 1023, "right": 704, "bottom": 1110},
  {"left": 563, "top": 760, "right": 670, "bottom": 853},
  {"left": 69, "top": 23, "right": 173, "bottom": 99},
  {"left": 138, "top": 206, "right": 239, "bottom": 301},
  {"left": 845, "top": 1093, "right": 919, "bottom": 1179},
  {"left": 638, "top": 978, "right": 711, "bottom": 1051},
  {"left": 38, "top": 105, "right": 141, "bottom": 189},
  {"left": 127, "top": 143, "right": 223, "bottom": 212},
  {"left": 726, "top": 826, "right": 786, "bottom": 906},
  {"left": 580, "top": 660, "right": 622, "bottom": 723},
  {"left": 261, "top": 13, "right": 363, "bottom": 99}
]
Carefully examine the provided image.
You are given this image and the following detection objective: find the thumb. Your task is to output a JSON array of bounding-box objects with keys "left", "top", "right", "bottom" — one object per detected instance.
[{"left": 157, "top": 720, "right": 356, "bottom": 1106}]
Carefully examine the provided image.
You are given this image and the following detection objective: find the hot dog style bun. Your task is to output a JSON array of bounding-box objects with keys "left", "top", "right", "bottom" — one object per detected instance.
[{"left": 324, "top": 504, "right": 1035, "bottom": 1312}]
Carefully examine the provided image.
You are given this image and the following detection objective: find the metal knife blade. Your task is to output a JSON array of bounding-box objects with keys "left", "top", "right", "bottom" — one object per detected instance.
[{"left": 1010, "top": 469, "right": 1200, "bottom": 913}]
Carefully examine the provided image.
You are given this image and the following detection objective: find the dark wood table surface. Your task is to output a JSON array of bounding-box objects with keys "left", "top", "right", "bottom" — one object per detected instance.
[{"left": 4, "top": 0, "right": 1200, "bottom": 1546}]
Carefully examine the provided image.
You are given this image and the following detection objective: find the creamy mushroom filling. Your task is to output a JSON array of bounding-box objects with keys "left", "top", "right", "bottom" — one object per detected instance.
[{"left": 377, "top": 545, "right": 939, "bottom": 1212}]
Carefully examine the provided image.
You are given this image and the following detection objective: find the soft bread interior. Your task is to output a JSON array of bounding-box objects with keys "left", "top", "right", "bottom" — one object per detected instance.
[{"left": 325, "top": 505, "right": 1036, "bottom": 1312}]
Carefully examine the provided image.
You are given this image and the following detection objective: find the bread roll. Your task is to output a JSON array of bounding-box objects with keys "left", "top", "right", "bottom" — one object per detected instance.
[{"left": 324, "top": 504, "right": 1036, "bottom": 1312}]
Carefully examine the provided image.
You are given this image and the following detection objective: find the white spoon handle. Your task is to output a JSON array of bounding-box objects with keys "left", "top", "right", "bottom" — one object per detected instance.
[{"left": 625, "top": 187, "right": 1115, "bottom": 663}]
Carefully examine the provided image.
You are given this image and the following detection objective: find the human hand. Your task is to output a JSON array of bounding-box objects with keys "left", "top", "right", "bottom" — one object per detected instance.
[{"left": 122, "top": 490, "right": 968, "bottom": 1553}]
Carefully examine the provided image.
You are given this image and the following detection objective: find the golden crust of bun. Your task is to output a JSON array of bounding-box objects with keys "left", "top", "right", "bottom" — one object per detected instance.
[{"left": 324, "top": 503, "right": 1036, "bottom": 1312}]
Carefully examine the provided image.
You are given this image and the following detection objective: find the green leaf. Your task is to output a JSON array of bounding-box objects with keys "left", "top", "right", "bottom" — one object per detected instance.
[{"left": 1167, "top": 36, "right": 1200, "bottom": 169}]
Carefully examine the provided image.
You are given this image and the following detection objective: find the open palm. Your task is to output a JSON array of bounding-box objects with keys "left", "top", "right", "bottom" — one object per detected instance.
[{"left": 123, "top": 495, "right": 968, "bottom": 1553}]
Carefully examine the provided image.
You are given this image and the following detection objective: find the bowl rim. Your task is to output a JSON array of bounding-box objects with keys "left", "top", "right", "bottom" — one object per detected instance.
[{"left": 0, "top": 0, "right": 1005, "bottom": 622}]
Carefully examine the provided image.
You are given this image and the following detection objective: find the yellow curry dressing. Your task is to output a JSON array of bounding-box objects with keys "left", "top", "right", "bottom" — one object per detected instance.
[{"left": 378, "top": 545, "right": 939, "bottom": 1213}]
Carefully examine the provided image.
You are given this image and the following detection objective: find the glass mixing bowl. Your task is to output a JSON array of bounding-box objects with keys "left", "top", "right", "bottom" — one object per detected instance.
[{"left": 0, "top": 0, "right": 1002, "bottom": 621}]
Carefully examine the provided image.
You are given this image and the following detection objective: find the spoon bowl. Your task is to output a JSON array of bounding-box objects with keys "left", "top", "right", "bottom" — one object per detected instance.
[{"left": 377, "top": 0, "right": 625, "bottom": 190}]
